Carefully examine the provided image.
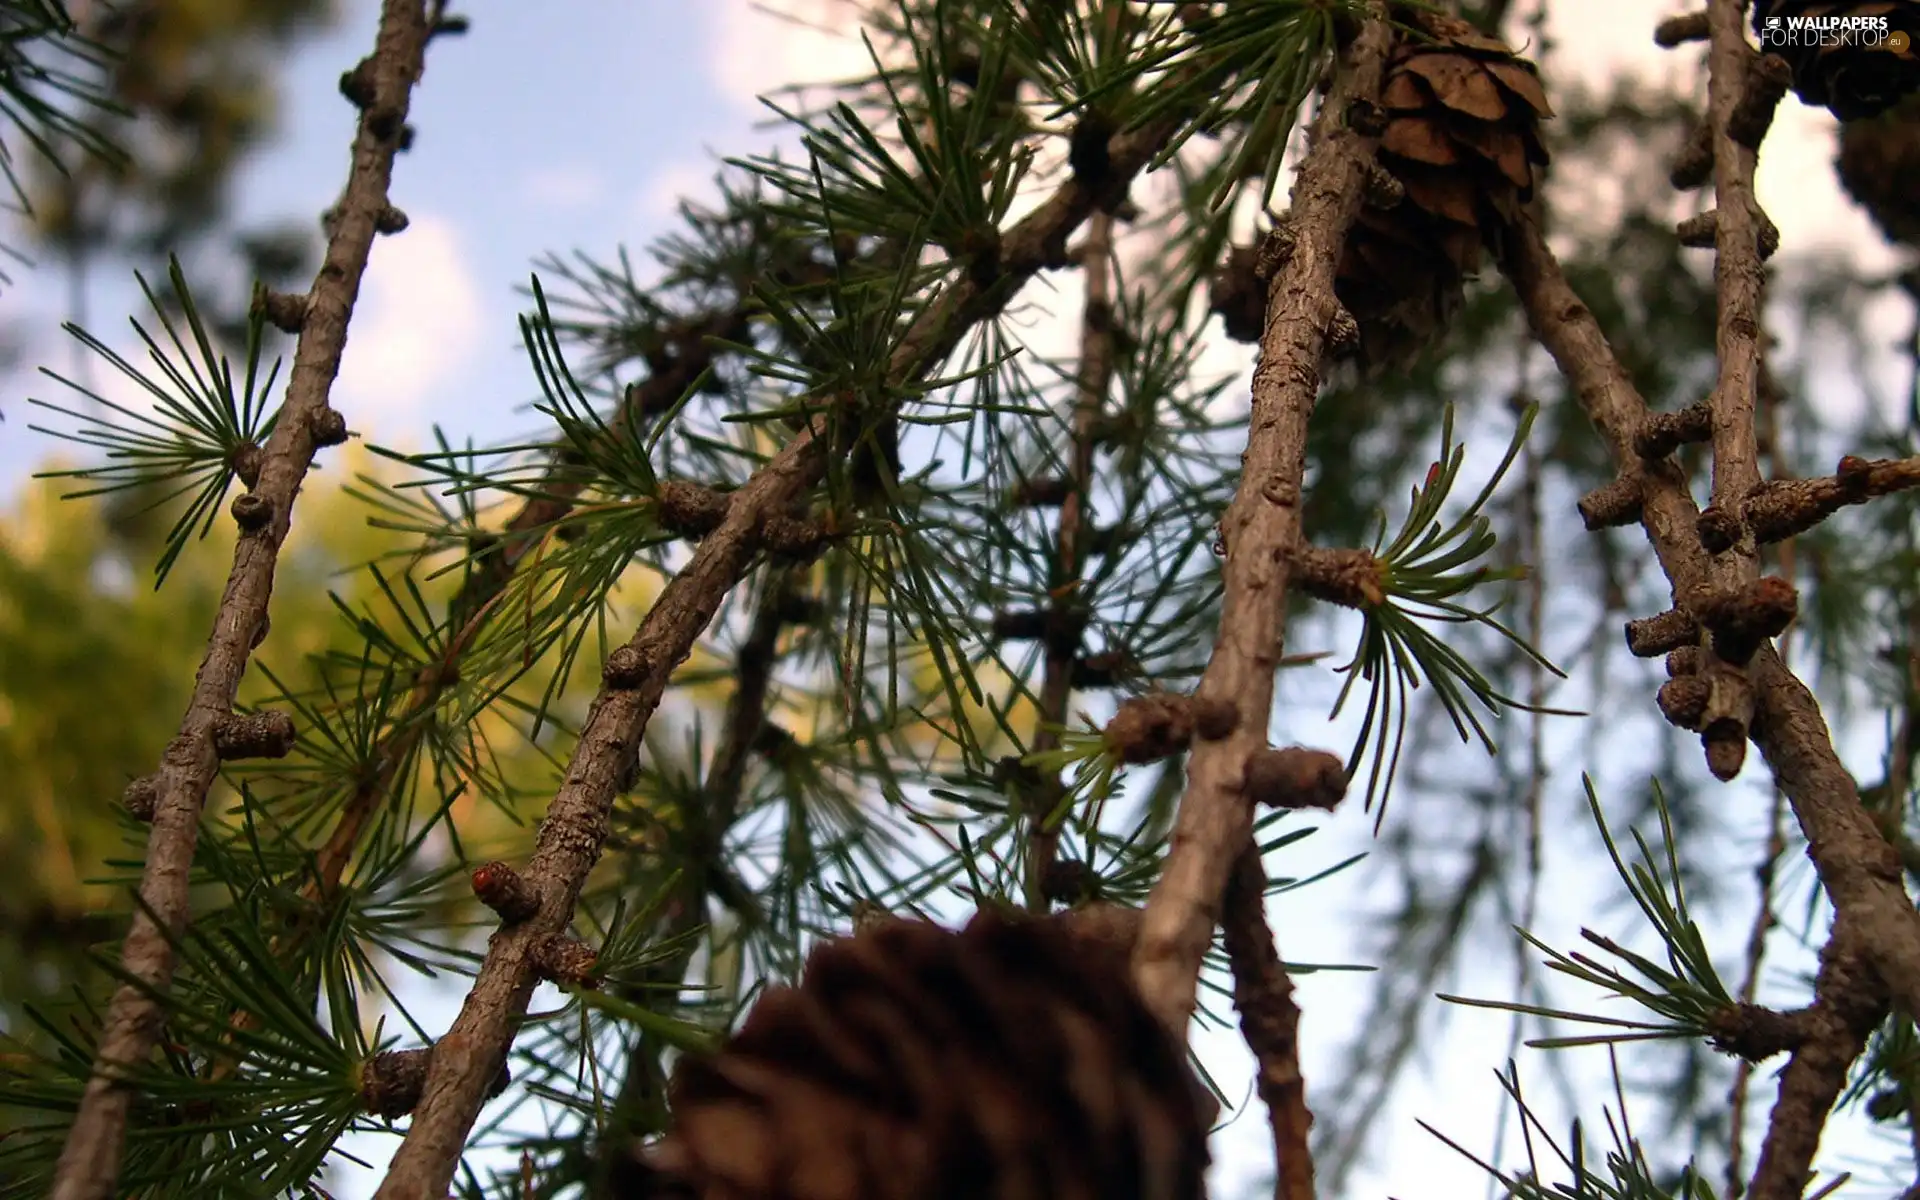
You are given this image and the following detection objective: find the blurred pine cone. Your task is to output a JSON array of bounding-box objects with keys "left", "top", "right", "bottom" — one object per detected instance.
[
  {"left": 1753, "top": 0, "right": 1920, "bottom": 120},
  {"left": 611, "top": 906, "right": 1212, "bottom": 1200},
  {"left": 1836, "top": 92, "right": 1920, "bottom": 245},
  {"left": 1207, "top": 243, "right": 1266, "bottom": 344},
  {"left": 1204, "top": 11, "right": 1550, "bottom": 368},
  {"left": 1335, "top": 9, "right": 1553, "bottom": 369}
]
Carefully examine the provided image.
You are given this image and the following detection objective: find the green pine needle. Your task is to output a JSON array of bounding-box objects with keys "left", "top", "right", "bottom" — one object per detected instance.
[
  {"left": 1439, "top": 778, "right": 1734, "bottom": 1051},
  {"left": 26, "top": 257, "right": 282, "bottom": 586},
  {"left": 1330, "top": 402, "right": 1578, "bottom": 821}
]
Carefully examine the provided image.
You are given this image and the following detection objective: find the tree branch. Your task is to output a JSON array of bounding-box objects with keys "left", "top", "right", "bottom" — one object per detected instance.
[
  {"left": 1131, "top": 11, "right": 1392, "bottom": 1038},
  {"left": 1506, "top": 9, "right": 1907, "bottom": 1159},
  {"left": 48, "top": 6, "right": 436, "bottom": 1198},
  {"left": 370, "top": 100, "right": 1188, "bottom": 1200},
  {"left": 188, "top": 231, "right": 770, "bottom": 1098},
  {"left": 1501, "top": 207, "right": 1920, "bottom": 1003},
  {"left": 310, "top": 297, "right": 757, "bottom": 908},
  {"left": 1745, "top": 922, "right": 1887, "bottom": 1200},
  {"left": 1498, "top": 200, "right": 1920, "bottom": 1193},
  {"left": 590, "top": 571, "right": 800, "bottom": 1176},
  {"left": 1744, "top": 455, "right": 1920, "bottom": 544},
  {"left": 1024, "top": 209, "right": 1116, "bottom": 909},
  {"left": 1223, "top": 843, "right": 1316, "bottom": 1200}
]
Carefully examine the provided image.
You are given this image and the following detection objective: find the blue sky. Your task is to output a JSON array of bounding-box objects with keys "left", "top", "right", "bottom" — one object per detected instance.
[
  {"left": 3, "top": 1, "right": 1917, "bottom": 1197},
  {"left": 0, "top": 0, "right": 761, "bottom": 483}
]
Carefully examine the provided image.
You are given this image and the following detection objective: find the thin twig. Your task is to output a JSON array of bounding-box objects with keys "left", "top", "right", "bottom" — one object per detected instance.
[
  {"left": 1727, "top": 761, "right": 1789, "bottom": 1196},
  {"left": 48, "top": 6, "right": 435, "bottom": 1199},
  {"left": 1025, "top": 209, "right": 1116, "bottom": 909},
  {"left": 1744, "top": 455, "right": 1920, "bottom": 544},
  {"left": 595, "top": 570, "right": 801, "bottom": 1151},
  {"left": 239, "top": 250, "right": 794, "bottom": 1010},
  {"left": 1131, "top": 9, "right": 1392, "bottom": 1037},
  {"left": 1222, "top": 843, "right": 1315, "bottom": 1200},
  {"left": 1489, "top": 373, "right": 1549, "bottom": 1200},
  {"left": 252, "top": 256, "right": 835, "bottom": 1098},
  {"left": 208, "top": 196, "right": 795, "bottom": 1087},
  {"left": 370, "top": 100, "right": 1187, "bottom": 1200},
  {"left": 311, "top": 302, "right": 751, "bottom": 912}
]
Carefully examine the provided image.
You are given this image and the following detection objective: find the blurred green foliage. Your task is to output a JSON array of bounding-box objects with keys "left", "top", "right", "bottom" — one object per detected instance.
[
  {"left": 23, "top": 0, "right": 342, "bottom": 331},
  {"left": 0, "top": 442, "right": 629, "bottom": 1048}
]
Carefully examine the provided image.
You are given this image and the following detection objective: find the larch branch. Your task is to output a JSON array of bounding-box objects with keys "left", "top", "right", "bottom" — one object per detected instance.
[
  {"left": 48, "top": 5, "right": 435, "bottom": 1198},
  {"left": 1500, "top": 201, "right": 1920, "bottom": 1185},
  {"left": 1223, "top": 844, "right": 1316, "bottom": 1200},
  {"left": 1024, "top": 210, "right": 1115, "bottom": 909},
  {"left": 310, "top": 289, "right": 757, "bottom": 907},
  {"left": 1131, "top": 10, "right": 1392, "bottom": 1038},
  {"left": 203, "top": 265, "right": 761, "bottom": 1087}
]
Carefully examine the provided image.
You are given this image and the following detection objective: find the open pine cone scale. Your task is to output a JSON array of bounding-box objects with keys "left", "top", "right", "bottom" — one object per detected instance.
[{"left": 1338, "top": 11, "right": 1551, "bottom": 366}]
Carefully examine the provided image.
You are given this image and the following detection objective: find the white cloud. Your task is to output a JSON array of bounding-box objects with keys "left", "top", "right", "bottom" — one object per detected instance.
[
  {"left": 331, "top": 214, "right": 484, "bottom": 427},
  {"left": 708, "top": 0, "right": 872, "bottom": 111}
]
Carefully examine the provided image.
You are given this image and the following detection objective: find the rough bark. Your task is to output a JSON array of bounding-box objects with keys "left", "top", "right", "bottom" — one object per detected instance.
[
  {"left": 48, "top": 6, "right": 435, "bottom": 1198},
  {"left": 1132, "top": 10, "right": 1392, "bottom": 1038}
]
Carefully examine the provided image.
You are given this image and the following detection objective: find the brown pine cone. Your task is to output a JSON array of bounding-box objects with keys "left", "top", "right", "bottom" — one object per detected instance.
[
  {"left": 1335, "top": 8, "right": 1553, "bottom": 368},
  {"left": 611, "top": 906, "right": 1212, "bottom": 1200},
  {"left": 1754, "top": 0, "right": 1920, "bottom": 120},
  {"left": 1837, "top": 92, "right": 1920, "bottom": 246},
  {"left": 1208, "top": 243, "right": 1266, "bottom": 345}
]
